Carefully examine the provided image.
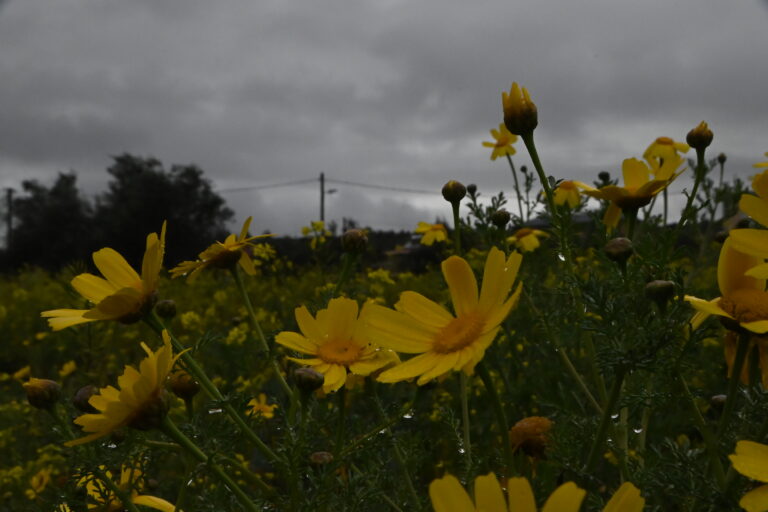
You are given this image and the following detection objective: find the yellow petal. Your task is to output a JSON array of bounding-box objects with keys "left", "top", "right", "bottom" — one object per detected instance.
[
  {"left": 729, "top": 441, "right": 768, "bottom": 483},
  {"left": 133, "top": 494, "right": 179, "bottom": 512},
  {"left": 622, "top": 158, "right": 650, "bottom": 190},
  {"left": 739, "top": 484, "right": 768, "bottom": 512},
  {"left": 238, "top": 251, "right": 257, "bottom": 275},
  {"left": 276, "top": 332, "right": 318, "bottom": 355},
  {"left": 366, "top": 304, "right": 436, "bottom": 353},
  {"left": 397, "top": 291, "right": 454, "bottom": 328},
  {"left": 730, "top": 229, "right": 768, "bottom": 259},
  {"left": 740, "top": 195, "right": 768, "bottom": 228},
  {"left": 506, "top": 477, "right": 537, "bottom": 512},
  {"left": 325, "top": 298, "right": 359, "bottom": 341},
  {"left": 71, "top": 273, "right": 119, "bottom": 303},
  {"left": 685, "top": 295, "right": 731, "bottom": 319},
  {"left": 377, "top": 352, "right": 440, "bottom": 384},
  {"left": 93, "top": 248, "right": 141, "bottom": 289},
  {"left": 416, "top": 351, "right": 460, "bottom": 385},
  {"left": 322, "top": 364, "right": 347, "bottom": 393},
  {"left": 746, "top": 263, "right": 768, "bottom": 279},
  {"left": 719, "top": 238, "right": 765, "bottom": 295},
  {"left": 295, "top": 306, "right": 324, "bottom": 341},
  {"left": 474, "top": 473, "right": 507, "bottom": 512},
  {"left": 603, "top": 482, "right": 644, "bottom": 512},
  {"left": 541, "top": 482, "right": 586, "bottom": 512},
  {"left": 442, "top": 256, "right": 479, "bottom": 316},
  {"left": 603, "top": 203, "right": 622, "bottom": 231},
  {"left": 429, "top": 475, "right": 475, "bottom": 512},
  {"left": 741, "top": 320, "right": 768, "bottom": 334}
]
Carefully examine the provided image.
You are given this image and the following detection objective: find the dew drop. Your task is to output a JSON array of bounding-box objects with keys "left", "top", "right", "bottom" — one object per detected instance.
[
  {"left": 610, "top": 413, "right": 619, "bottom": 420},
  {"left": 557, "top": 253, "right": 566, "bottom": 261},
  {"left": 208, "top": 408, "right": 223, "bottom": 415},
  {"left": 633, "top": 428, "right": 643, "bottom": 434}
]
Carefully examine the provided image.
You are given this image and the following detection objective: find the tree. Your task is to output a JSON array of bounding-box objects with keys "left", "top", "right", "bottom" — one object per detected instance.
[
  {"left": 5, "top": 173, "right": 95, "bottom": 270},
  {"left": 94, "top": 154, "right": 234, "bottom": 267}
]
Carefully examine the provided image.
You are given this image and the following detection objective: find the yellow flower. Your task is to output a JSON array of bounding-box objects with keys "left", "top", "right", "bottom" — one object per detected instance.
[
  {"left": 482, "top": 123, "right": 518, "bottom": 161},
  {"left": 59, "top": 360, "right": 77, "bottom": 379},
  {"left": 41, "top": 222, "right": 166, "bottom": 330},
  {"left": 247, "top": 393, "right": 278, "bottom": 419},
  {"left": 26, "top": 466, "right": 52, "bottom": 500},
  {"left": 508, "top": 228, "right": 548, "bottom": 252},
  {"left": 583, "top": 157, "right": 684, "bottom": 230},
  {"left": 553, "top": 180, "right": 595, "bottom": 209},
  {"left": 685, "top": 238, "right": 768, "bottom": 334},
  {"left": 502, "top": 82, "right": 538, "bottom": 135},
  {"left": 428, "top": 473, "right": 643, "bottom": 512},
  {"left": 729, "top": 169, "right": 768, "bottom": 277},
  {"left": 366, "top": 247, "right": 522, "bottom": 385},
  {"left": 729, "top": 440, "right": 768, "bottom": 512},
  {"left": 276, "top": 298, "right": 396, "bottom": 393},
  {"left": 643, "top": 136, "right": 690, "bottom": 166},
  {"left": 415, "top": 222, "right": 448, "bottom": 246},
  {"left": 170, "top": 217, "right": 271, "bottom": 281},
  {"left": 65, "top": 331, "right": 181, "bottom": 446},
  {"left": 754, "top": 152, "right": 768, "bottom": 169},
  {"left": 82, "top": 465, "right": 179, "bottom": 512}
]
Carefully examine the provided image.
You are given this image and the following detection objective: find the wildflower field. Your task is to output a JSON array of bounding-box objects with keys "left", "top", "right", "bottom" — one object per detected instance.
[{"left": 4, "top": 84, "right": 768, "bottom": 511}]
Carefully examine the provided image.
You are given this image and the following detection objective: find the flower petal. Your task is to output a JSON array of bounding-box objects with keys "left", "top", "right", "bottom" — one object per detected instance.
[
  {"left": 541, "top": 482, "right": 586, "bottom": 512},
  {"left": 473, "top": 473, "right": 506, "bottom": 512},
  {"left": 730, "top": 441, "right": 768, "bottom": 483},
  {"left": 93, "top": 248, "right": 141, "bottom": 289},
  {"left": 443, "top": 256, "right": 479, "bottom": 316},
  {"left": 429, "top": 475, "right": 475, "bottom": 512},
  {"left": 506, "top": 477, "right": 537, "bottom": 512},
  {"left": 603, "top": 482, "right": 644, "bottom": 512}
]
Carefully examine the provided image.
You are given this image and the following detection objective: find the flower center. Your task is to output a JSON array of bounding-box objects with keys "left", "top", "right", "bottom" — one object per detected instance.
[
  {"left": 496, "top": 135, "right": 512, "bottom": 147},
  {"left": 317, "top": 338, "right": 363, "bottom": 365},
  {"left": 432, "top": 313, "right": 484, "bottom": 354},
  {"left": 719, "top": 289, "right": 768, "bottom": 323}
]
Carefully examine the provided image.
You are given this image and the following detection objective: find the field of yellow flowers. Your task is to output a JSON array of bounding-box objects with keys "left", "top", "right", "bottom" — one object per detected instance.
[{"left": 3, "top": 83, "right": 768, "bottom": 511}]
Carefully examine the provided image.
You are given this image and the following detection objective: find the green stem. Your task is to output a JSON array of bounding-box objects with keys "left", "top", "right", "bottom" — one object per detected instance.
[
  {"left": 460, "top": 372, "right": 472, "bottom": 468},
  {"left": 663, "top": 188, "right": 669, "bottom": 227},
  {"left": 585, "top": 369, "right": 625, "bottom": 472},
  {"left": 332, "top": 253, "right": 359, "bottom": 297},
  {"left": 334, "top": 387, "right": 347, "bottom": 457},
  {"left": 679, "top": 147, "right": 707, "bottom": 229},
  {"left": 625, "top": 207, "right": 639, "bottom": 241},
  {"left": 162, "top": 416, "right": 260, "bottom": 511},
  {"left": 505, "top": 154, "right": 525, "bottom": 221},
  {"left": 521, "top": 132, "right": 556, "bottom": 216},
  {"left": 230, "top": 267, "right": 294, "bottom": 399},
  {"left": 716, "top": 332, "right": 751, "bottom": 438},
  {"left": 146, "top": 315, "right": 282, "bottom": 465},
  {"left": 451, "top": 201, "right": 462, "bottom": 256},
  {"left": 477, "top": 362, "right": 512, "bottom": 475}
]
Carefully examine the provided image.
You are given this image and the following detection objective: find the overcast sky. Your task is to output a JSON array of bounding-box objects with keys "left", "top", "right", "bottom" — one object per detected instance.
[{"left": 1, "top": 0, "right": 767, "bottom": 238}]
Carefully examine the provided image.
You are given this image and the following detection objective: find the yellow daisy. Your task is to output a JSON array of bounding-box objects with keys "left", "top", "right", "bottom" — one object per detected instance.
[
  {"left": 41, "top": 222, "right": 166, "bottom": 330},
  {"left": 276, "top": 297, "right": 396, "bottom": 393},
  {"left": 482, "top": 123, "right": 518, "bottom": 161},
  {"left": 428, "top": 473, "right": 644, "bottom": 512},
  {"left": 415, "top": 222, "right": 448, "bottom": 246},
  {"left": 65, "top": 331, "right": 181, "bottom": 446},
  {"left": 508, "top": 228, "right": 548, "bottom": 252},
  {"left": 685, "top": 237, "right": 768, "bottom": 334},
  {"left": 729, "top": 440, "right": 768, "bottom": 512},
  {"left": 170, "top": 217, "right": 271, "bottom": 281},
  {"left": 82, "top": 465, "right": 179, "bottom": 512},
  {"left": 553, "top": 180, "right": 595, "bottom": 209},
  {"left": 643, "top": 136, "right": 690, "bottom": 166},
  {"left": 583, "top": 157, "right": 684, "bottom": 230},
  {"left": 729, "top": 169, "right": 768, "bottom": 277},
  {"left": 366, "top": 247, "right": 522, "bottom": 385},
  {"left": 247, "top": 393, "right": 278, "bottom": 419}
]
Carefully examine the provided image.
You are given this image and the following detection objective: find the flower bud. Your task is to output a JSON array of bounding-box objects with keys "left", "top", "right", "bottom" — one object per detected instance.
[
  {"left": 717, "top": 153, "right": 727, "bottom": 165},
  {"left": 490, "top": 209, "right": 511, "bottom": 229},
  {"left": 509, "top": 416, "right": 552, "bottom": 459},
  {"left": 520, "top": 165, "right": 528, "bottom": 174},
  {"left": 645, "top": 280, "right": 676, "bottom": 311},
  {"left": 710, "top": 394, "right": 727, "bottom": 408},
  {"left": 23, "top": 378, "right": 61, "bottom": 410},
  {"left": 686, "top": 121, "right": 713, "bottom": 151},
  {"left": 598, "top": 171, "right": 611, "bottom": 183},
  {"left": 155, "top": 300, "right": 177, "bottom": 319},
  {"left": 604, "top": 237, "right": 634, "bottom": 264},
  {"left": 168, "top": 370, "right": 200, "bottom": 401},
  {"left": 73, "top": 384, "right": 99, "bottom": 413},
  {"left": 502, "top": 82, "right": 538, "bottom": 135},
  {"left": 466, "top": 183, "right": 477, "bottom": 196},
  {"left": 309, "top": 451, "right": 334, "bottom": 466},
  {"left": 293, "top": 367, "right": 325, "bottom": 394},
  {"left": 441, "top": 180, "right": 467, "bottom": 204},
  {"left": 341, "top": 229, "right": 368, "bottom": 255}
]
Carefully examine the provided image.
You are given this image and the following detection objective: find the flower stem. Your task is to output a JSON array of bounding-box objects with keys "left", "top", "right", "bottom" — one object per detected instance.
[
  {"left": 230, "top": 267, "right": 294, "bottom": 399},
  {"left": 521, "top": 132, "right": 556, "bottom": 216},
  {"left": 505, "top": 154, "right": 525, "bottom": 221},
  {"left": 476, "top": 361, "right": 512, "bottom": 475},
  {"left": 334, "top": 386, "right": 347, "bottom": 457},
  {"left": 451, "top": 201, "right": 462, "bottom": 256},
  {"left": 585, "top": 368, "right": 625, "bottom": 472},
  {"left": 679, "top": 147, "right": 707, "bottom": 229},
  {"left": 332, "top": 253, "right": 359, "bottom": 297},
  {"left": 716, "top": 331, "right": 751, "bottom": 439},
  {"left": 161, "top": 416, "right": 260, "bottom": 511},
  {"left": 460, "top": 372, "right": 472, "bottom": 468}
]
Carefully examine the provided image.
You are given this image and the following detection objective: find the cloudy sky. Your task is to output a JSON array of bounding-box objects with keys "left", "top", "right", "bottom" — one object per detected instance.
[{"left": 1, "top": 0, "right": 767, "bottom": 238}]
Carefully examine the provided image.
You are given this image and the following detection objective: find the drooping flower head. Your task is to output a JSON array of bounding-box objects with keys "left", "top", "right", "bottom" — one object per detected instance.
[
  {"left": 41, "top": 222, "right": 166, "bottom": 330},
  {"left": 367, "top": 247, "right": 522, "bottom": 385},
  {"left": 81, "top": 465, "right": 179, "bottom": 512},
  {"left": 415, "top": 222, "right": 448, "bottom": 246},
  {"left": 276, "top": 298, "right": 397, "bottom": 393},
  {"left": 482, "top": 123, "right": 518, "bottom": 161},
  {"left": 65, "top": 331, "right": 181, "bottom": 446},
  {"left": 508, "top": 228, "right": 548, "bottom": 252},
  {"left": 428, "top": 472, "right": 643, "bottom": 512},
  {"left": 553, "top": 180, "right": 595, "bottom": 209},
  {"left": 170, "top": 217, "right": 271, "bottom": 281},
  {"left": 729, "top": 440, "right": 768, "bottom": 512},
  {"left": 583, "top": 157, "right": 684, "bottom": 231}
]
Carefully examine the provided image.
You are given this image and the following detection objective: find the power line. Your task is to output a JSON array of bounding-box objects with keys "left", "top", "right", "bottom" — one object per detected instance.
[
  {"left": 325, "top": 178, "right": 434, "bottom": 195},
  {"left": 216, "top": 177, "right": 317, "bottom": 193},
  {"left": 215, "top": 175, "right": 436, "bottom": 195}
]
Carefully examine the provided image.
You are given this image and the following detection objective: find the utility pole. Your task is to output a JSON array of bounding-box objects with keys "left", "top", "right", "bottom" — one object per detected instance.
[
  {"left": 5, "top": 188, "right": 12, "bottom": 252},
  {"left": 320, "top": 172, "right": 325, "bottom": 222}
]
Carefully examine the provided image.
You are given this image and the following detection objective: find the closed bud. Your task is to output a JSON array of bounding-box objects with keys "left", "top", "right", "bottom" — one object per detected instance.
[
  {"left": 520, "top": 165, "right": 528, "bottom": 174},
  {"left": 710, "top": 394, "right": 727, "bottom": 408},
  {"left": 169, "top": 370, "right": 200, "bottom": 401},
  {"left": 341, "top": 229, "right": 368, "bottom": 255},
  {"left": 293, "top": 367, "right": 325, "bottom": 394},
  {"left": 309, "top": 451, "right": 334, "bottom": 466},
  {"left": 645, "top": 280, "right": 676, "bottom": 311},
  {"left": 466, "top": 183, "right": 477, "bottom": 196},
  {"left": 502, "top": 82, "right": 538, "bottom": 135},
  {"left": 441, "top": 180, "right": 467, "bottom": 204},
  {"left": 717, "top": 153, "right": 727, "bottom": 165},
  {"left": 490, "top": 209, "right": 511, "bottom": 228},
  {"left": 155, "top": 300, "right": 177, "bottom": 319},
  {"left": 604, "top": 237, "right": 634, "bottom": 264},
  {"left": 23, "top": 378, "right": 61, "bottom": 410},
  {"left": 509, "top": 416, "right": 552, "bottom": 459},
  {"left": 598, "top": 171, "right": 611, "bottom": 183},
  {"left": 686, "top": 121, "right": 713, "bottom": 151},
  {"left": 73, "top": 384, "right": 99, "bottom": 413}
]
